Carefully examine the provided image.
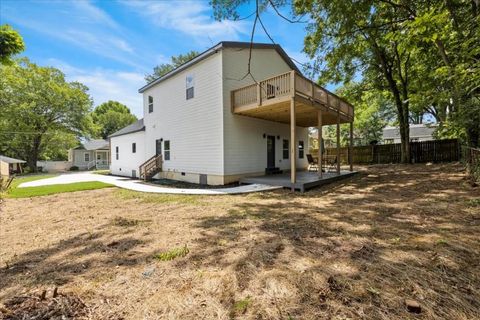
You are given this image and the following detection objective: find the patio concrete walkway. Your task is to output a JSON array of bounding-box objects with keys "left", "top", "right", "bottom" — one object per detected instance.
[{"left": 18, "top": 172, "right": 282, "bottom": 195}]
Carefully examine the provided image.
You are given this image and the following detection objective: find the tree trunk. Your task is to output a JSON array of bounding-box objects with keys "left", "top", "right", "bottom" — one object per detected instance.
[
  {"left": 371, "top": 42, "right": 411, "bottom": 163},
  {"left": 27, "top": 135, "right": 42, "bottom": 173}
]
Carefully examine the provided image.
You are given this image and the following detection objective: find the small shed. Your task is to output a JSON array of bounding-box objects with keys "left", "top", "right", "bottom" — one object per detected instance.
[{"left": 0, "top": 155, "right": 26, "bottom": 178}]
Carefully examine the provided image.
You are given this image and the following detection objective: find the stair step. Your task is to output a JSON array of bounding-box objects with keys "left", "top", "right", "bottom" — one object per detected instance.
[{"left": 265, "top": 167, "right": 283, "bottom": 175}]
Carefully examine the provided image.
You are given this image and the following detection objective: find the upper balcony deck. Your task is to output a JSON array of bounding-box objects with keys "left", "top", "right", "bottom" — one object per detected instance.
[{"left": 231, "top": 71, "right": 354, "bottom": 127}]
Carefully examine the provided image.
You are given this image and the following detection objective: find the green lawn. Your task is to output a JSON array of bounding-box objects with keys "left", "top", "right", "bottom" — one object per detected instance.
[{"left": 4, "top": 174, "right": 114, "bottom": 198}]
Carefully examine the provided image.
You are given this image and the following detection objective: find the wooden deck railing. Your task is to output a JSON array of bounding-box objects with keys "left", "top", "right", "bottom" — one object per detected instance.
[
  {"left": 231, "top": 71, "right": 354, "bottom": 119},
  {"left": 139, "top": 154, "right": 162, "bottom": 180}
]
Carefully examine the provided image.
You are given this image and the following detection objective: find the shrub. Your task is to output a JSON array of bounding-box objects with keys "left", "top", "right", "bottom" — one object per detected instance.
[
  {"left": 153, "top": 245, "right": 189, "bottom": 261},
  {"left": 69, "top": 166, "right": 79, "bottom": 171}
]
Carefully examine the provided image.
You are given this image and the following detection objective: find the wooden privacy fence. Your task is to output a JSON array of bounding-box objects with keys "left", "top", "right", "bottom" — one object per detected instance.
[
  {"left": 312, "top": 139, "right": 460, "bottom": 164},
  {"left": 462, "top": 147, "right": 480, "bottom": 182}
]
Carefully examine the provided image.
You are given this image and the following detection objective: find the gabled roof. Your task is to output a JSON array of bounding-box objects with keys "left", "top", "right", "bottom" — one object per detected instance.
[
  {"left": 0, "top": 155, "right": 26, "bottom": 164},
  {"left": 75, "top": 139, "right": 109, "bottom": 151},
  {"left": 138, "top": 41, "right": 301, "bottom": 93},
  {"left": 383, "top": 124, "right": 438, "bottom": 139},
  {"left": 109, "top": 118, "right": 145, "bottom": 138}
]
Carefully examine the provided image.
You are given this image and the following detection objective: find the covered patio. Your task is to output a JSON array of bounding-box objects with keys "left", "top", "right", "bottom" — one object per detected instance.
[
  {"left": 240, "top": 170, "right": 357, "bottom": 192},
  {"left": 232, "top": 70, "right": 355, "bottom": 191}
]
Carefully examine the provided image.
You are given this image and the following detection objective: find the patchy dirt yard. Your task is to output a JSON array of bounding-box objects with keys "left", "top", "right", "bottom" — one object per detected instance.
[{"left": 1, "top": 163, "right": 479, "bottom": 319}]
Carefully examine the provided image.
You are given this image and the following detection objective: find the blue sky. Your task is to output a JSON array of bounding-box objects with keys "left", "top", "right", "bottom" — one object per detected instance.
[{"left": 1, "top": 0, "right": 312, "bottom": 117}]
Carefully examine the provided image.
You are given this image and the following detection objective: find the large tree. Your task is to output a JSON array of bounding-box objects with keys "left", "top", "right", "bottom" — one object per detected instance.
[
  {"left": 145, "top": 51, "right": 199, "bottom": 83},
  {"left": 0, "top": 59, "right": 92, "bottom": 171},
  {"left": 91, "top": 101, "right": 137, "bottom": 139},
  {"left": 0, "top": 24, "right": 25, "bottom": 65},
  {"left": 212, "top": 0, "right": 480, "bottom": 156}
]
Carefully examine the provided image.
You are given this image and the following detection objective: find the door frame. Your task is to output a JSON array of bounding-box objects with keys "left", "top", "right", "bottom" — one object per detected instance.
[{"left": 266, "top": 135, "right": 276, "bottom": 168}]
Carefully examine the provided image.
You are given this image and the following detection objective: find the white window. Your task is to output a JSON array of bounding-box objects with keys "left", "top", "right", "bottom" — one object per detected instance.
[
  {"left": 132, "top": 143, "right": 136, "bottom": 153},
  {"left": 186, "top": 74, "right": 194, "bottom": 100},
  {"left": 84, "top": 153, "right": 90, "bottom": 162},
  {"left": 299, "top": 141, "right": 305, "bottom": 159},
  {"left": 283, "top": 139, "right": 289, "bottom": 159},
  {"left": 115, "top": 146, "right": 119, "bottom": 160},
  {"left": 164, "top": 140, "right": 170, "bottom": 160},
  {"left": 148, "top": 96, "right": 153, "bottom": 113}
]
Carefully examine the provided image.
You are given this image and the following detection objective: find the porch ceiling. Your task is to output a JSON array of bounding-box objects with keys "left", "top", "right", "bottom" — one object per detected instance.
[{"left": 233, "top": 99, "right": 351, "bottom": 127}]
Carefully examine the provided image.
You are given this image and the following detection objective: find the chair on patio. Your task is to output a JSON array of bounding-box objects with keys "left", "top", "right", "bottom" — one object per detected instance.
[
  {"left": 307, "top": 154, "right": 319, "bottom": 172},
  {"left": 323, "top": 155, "right": 338, "bottom": 172}
]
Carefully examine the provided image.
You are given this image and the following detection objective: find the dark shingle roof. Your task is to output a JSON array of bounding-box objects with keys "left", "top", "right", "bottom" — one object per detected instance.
[
  {"left": 109, "top": 119, "right": 145, "bottom": 138},
  {"left": 138, "top": 41, "right": 301, "bottom": 93},
  {"left": 0, "top": 155, "right": 26, "bottom": 164}
]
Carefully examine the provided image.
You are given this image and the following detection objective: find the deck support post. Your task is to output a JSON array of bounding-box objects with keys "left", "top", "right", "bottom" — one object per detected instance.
[
  {"left": 290, "top": 96, "right": 296, "bottom": 191},
  {"left": 349, "top": 121, "right": 354, "bottom": 172},
  {"left": 336, "top": 109, "right": 341, "bottom": 175},
  {"left": 317, "top": 110, "right": 323, "bottom": 178}
]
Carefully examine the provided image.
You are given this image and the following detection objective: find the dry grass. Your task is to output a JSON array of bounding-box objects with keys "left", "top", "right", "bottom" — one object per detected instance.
[{"left": 0, "top": 163, "right": 479, "bottom": 319}]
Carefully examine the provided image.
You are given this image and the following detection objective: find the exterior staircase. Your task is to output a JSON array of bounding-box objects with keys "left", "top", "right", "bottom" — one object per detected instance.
[{"left": 139, "top": 154, "right": 162, "bottom": 181}]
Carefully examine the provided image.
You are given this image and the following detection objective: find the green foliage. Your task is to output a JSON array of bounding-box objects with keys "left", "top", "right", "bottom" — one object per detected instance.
[
  {"left": 211, "top": 0, "right": 480, "bottom": 151},
  {"left": 336, "top": 83, "right": 395, "bottom": 145},
  {"left": 7, "top": 180, "right": 113, "bottom": 198},
  {"left": 153, "top": 245, "right": 189, "bottom": 261},
  {"left": 145, "top": 51, "right": 199, "bottom": 83},
  {"left": 232, "top": 296, "right": 251, "bottom": 314},
  {"left": 91, "top": 100, "right": 137, "bottom": 139},
  {"left": 0, "top": 24, "right": 25, "bottom": 65},
  {"left": 0, "top": 58, "right": 92, "bottom": 171}
]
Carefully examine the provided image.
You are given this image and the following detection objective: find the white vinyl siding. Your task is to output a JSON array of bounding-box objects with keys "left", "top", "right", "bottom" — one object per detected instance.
[
  {"left": 142, "top": 52, "right": 223, "bottom": 176},
  {"left": 110, "top": 131, "right": 146, "bottom": 177},
  {"left": 221, "top": 47, "right": 309, "bottom": 175}
]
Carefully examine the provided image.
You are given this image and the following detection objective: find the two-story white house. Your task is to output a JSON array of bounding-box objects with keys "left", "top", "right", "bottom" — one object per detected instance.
[{"left": 109, "top": 42, "right": 354, "bottom": 187}]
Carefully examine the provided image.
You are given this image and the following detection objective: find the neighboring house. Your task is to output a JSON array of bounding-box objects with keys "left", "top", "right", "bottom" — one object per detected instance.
[
  {"left": 68, "top": 139, "right": 110, "bottom": 170},
  {"left": 0, "top": 155, "right": 25, "bottom": 178},
  {"left": 109, "top": 41, "right": 354, "bottom": 185},
  {"left": 382, "top": 124, "right": 438, "bottom": 144}
]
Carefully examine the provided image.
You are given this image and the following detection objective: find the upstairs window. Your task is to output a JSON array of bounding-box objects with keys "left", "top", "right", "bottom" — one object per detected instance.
[
  {"left": 148, "top": 96, "right": 153, "bottom": 113},
  {"left": 299, "top": 141, "right": 304, "bottom": 159},
  {"left": 132, "top": 143, "right": 136, "bottom": 153},
  {"left": 283, "top": 139, "right": 289, "bottom": 159},
  {"left": 115, "top": 146, "right": 119, "bottom": 160},
  {"left": 186, "top": 74, "right": 194, "bottom": 100},
  {"left": 164, "top": 140, "right": 170, "bottom": 160}
]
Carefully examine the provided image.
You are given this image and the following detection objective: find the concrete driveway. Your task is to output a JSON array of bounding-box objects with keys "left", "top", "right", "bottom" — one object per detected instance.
[{"left": 18, "top": 172, "right": 282, "bottom": 195}]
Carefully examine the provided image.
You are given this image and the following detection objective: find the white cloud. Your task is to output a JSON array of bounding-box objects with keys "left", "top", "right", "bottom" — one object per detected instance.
[
  {"left": 4, "top": 2, "right": 143, "bottom": 69},
  {"left": 48, "top": 59, "right": 145, "bottom": 117},
  {"left": 71, "top": 0, "right": 120, "bottom": 30},
  {"left": 124, "top": 0, "right": 248, "bottom": 43}
]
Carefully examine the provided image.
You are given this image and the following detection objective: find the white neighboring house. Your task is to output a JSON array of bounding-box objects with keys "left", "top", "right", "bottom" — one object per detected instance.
[
  {"left": 109, "top": 41, "right": 354, "bottom": 185},
  {"left": 383, "top": 123, "right": 438, "bottom": 144},
  {"left": 109, "top": 120, "right": 145, "bottom": 178},
  {"left": 68, "top": 139, "right": 110, "bottom": 170}
]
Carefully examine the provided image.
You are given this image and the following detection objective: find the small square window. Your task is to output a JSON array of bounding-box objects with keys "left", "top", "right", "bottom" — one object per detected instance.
[
  {"left": 132, "top": 142, "right": 136, "bottom": 153},
  {"left": 164, "top": 140, "right": 170, "bottom": 161},
  {"left": 148, "top": 96, "right": 153, "bottom": 113}
]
